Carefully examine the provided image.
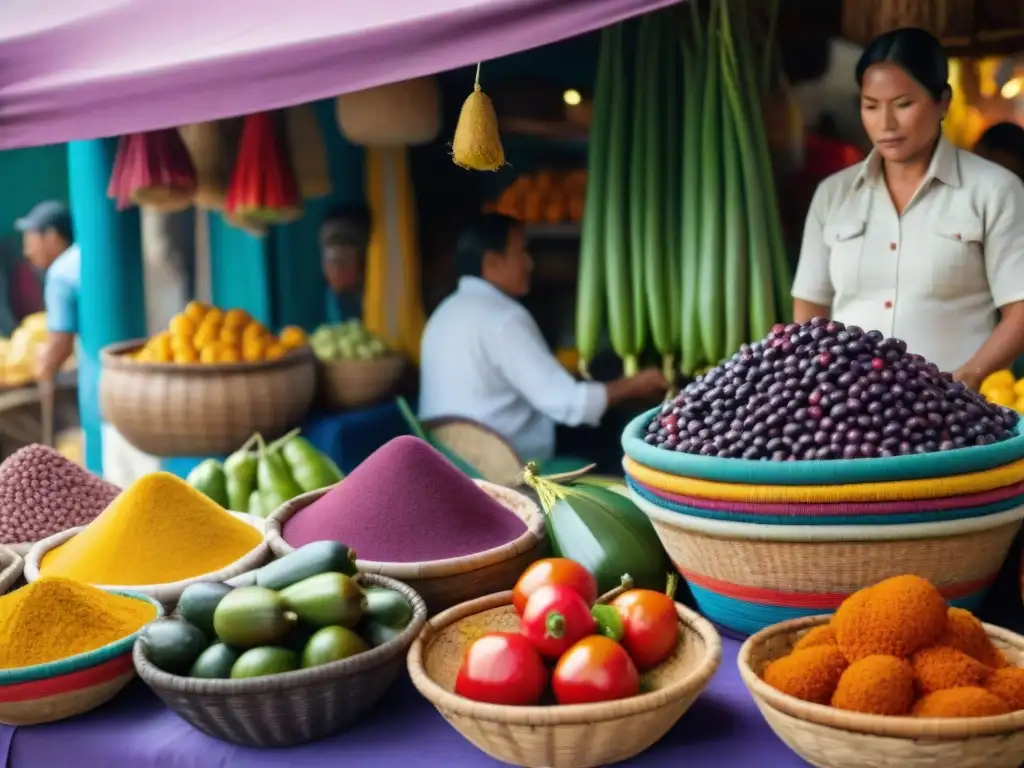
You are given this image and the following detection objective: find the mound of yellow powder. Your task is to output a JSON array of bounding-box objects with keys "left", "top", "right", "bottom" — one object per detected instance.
[
  {"left": 0, "top": 578, "right": 157, "bottom": 669},
  {"left": 40, "top": 472, "right": 262, "bottom": 585}
]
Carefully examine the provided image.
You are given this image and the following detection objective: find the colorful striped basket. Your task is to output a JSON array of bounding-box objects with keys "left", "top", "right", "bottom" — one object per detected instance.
[
  {"left": 622, "top": 407, "right": 1024, "bottom": 485},
  {"left": 0, "top": 591, "right": 162, "bottom": 725},
  {"left": 629, "top": 488, "right": 1024, "bottom": 636}
]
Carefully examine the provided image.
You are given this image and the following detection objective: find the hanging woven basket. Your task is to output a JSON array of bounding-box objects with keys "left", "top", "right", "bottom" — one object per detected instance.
[
  {"left": 284, "top": 105, "right": 332, "bottom": 200},
  {"left": 107, "top": 130, "right": 197, "bottom": 213},
  {"left": 178, "top": 122, "right": 229, "bottom": 211},
  {"left": 336, "top": 77, "right": 441, "bottom": 147}
]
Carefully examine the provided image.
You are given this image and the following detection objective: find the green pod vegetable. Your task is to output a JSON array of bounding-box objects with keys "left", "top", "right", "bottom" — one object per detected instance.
[
  {"left": 567, "top": 483, "right": 666, "bottom": 559},
  {"left": 186, "top": 459, "right": 229, "bottom": 507},
  {"left": 280, "top": 436, "right": 343, "bottom": 493},
  {"left": 257, "top": 437, "right": 303, "bottom": 514},
  {"left": 545, "top": 493, "right": 666, "bottom": 595},
  {"left": 248, "top": 489, "right": 264, "bottom": 518},
  {"left": 224, "top": 436, "right": 260, "bottom": 512}
]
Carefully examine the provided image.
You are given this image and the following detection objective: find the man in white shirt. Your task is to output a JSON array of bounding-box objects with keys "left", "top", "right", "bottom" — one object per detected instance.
[{"left": 419, "top": 214, "right": 667, "bottom": 463}]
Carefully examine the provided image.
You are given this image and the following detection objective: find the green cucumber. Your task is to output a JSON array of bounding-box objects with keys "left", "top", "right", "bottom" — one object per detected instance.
[
  {"left": 301, "top": 626, "right": 368, "bottom": 668},
  {"left": 178, "top": 582, "right": 233, "bottom": 639},
  {"left": 255, "top": 541, "right": 357, "bottom": 591},
  {"left": 212, "top": 587, "right": 294, "bottom": 647},
  {"left": 230, "top": 647, "right": 299, "bottom": 679},
  {"left": 189, "top": 643, "right": 241, "bottom": 679},
  {"left": 279, "top": 572, "right": 364, "bottom": 628},
  {"left": 140, "top": 619, "right": 208, "bottom": 675},
  {"left": 363, "top": 587, "right": 413, "bottom": 629}
]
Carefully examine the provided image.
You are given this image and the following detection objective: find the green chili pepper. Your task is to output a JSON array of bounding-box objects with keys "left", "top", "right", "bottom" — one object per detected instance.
[
  {"left": 280, "top": 436, "right": 344, "bottom": 492},
  {"left": 248, "top": 489, "right": 265, "bottom": 518},
  {"left": 257, "top": 434, "right": 303, "bottom": 514},
  {"left": 186, "top": 459, "right": 230, "bottom": 507},
  {"left": 224, "top": 434, "right": 260, "bottom": 511}
]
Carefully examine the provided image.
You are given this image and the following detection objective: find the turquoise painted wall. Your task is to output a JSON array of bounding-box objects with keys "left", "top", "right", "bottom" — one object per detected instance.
[{"left": 0, "top": 144, "right": 69, "bottom": 239}]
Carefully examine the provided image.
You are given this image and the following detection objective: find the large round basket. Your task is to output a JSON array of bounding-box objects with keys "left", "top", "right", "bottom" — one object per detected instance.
[
  {"left": 739, "top": 615, "right": 1024, "bottom": 768},
  {"left": 623, "top": 408, "right": 1024, "bottom": 486},
  {"left": 0, "top": 545, "right": 23, "bottom": 595},
  {"left": 422, "top": 417, "right": 524, "bottom": 487},
  {"left": 630, "top": 489, "right": 1024, "bottom": 635},
  {"left": 318, "top": 355, "right": 405, "bottom": 410},
  {"left": 23, "top": 514, "right": 269, "bottom": 612},
  {"left": 265, "top": 481, "right": 547, "bottom": 614},
  {"left": 134, "top": 573, "right": 427, "bottom": 747},
  {"left": 407, "top": 586, "right": 722, "bottom": 768},
  {"left": 100, "top": 339, "right": 317, "bottom": 456},
  {"left": 0, "top": 591, "right": 162, "bottom": 726}
]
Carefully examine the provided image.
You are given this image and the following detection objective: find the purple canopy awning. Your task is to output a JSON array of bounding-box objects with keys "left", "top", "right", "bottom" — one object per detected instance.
[{"left": 0, "top": 0, "right": 678, "bottom": 150}]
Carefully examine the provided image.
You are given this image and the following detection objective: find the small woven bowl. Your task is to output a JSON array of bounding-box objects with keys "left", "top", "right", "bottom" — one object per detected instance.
[
  {"left": 318, "top": 354, "right": 406, "bottom": 410},
  {"left": 622, "top": 407, "right": 1024, "bottom": 486},
  {"left": 630, "top": 488, "right": 1024, "bottom": 635},
  {"left": 0, "top": 545, "right": 23, "bottom": 595},
  {"left": 134, "top": 573, "right": 427, "bottom": 747},
  {"left": 407, "top": 586, "right": 722, "bottom": 768},
  {"left": 739, "top": 615, "right": 1024, "bottom": 768},
  {"left": 24, "top": 513, "right": 270, "bottom": 612},
  {"left": 265, "top": 480, "right": 548, "bottom": 614},
  {"left": 0, "top": 591, "right": 163, "bottom": 725}
]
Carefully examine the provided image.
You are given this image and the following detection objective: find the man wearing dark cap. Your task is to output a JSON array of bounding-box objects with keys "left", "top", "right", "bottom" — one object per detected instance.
[
  {"left": 320, "top": 203, "right": 371, "bottom": 324},
  {"left": 16, "top": 201, "right": 79, "bottom": 382}
]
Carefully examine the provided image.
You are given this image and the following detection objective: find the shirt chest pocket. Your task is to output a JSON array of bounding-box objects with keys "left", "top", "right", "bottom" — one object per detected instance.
[
  {"left": 823, "top": 220, "right": 866, "bottom": 296},
  {"left": 925, "top": 219, "right": 986, "bottom": 300}
]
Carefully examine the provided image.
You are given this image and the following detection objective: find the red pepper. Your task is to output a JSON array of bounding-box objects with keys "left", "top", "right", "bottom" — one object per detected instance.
[
  {"left": 612, "top": 587, "right": 680, "bottom": 671},
  {"left": 512, "top": 558, "right": 598, "bottom": 616},
  {"left": 552, "top": 635, "right": 640, "bottom": 705},
  {"left": 520, "top": 584, "right": 597, "bottom": 660},
  {"left": 454, "top": 632, "right": 547, "bottom": 706}
]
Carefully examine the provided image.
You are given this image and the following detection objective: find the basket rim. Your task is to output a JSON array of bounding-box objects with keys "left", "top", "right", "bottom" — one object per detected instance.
[
  {"left": 0, "top": 591, "right": 163, "bottom": 685},
  {"left": 132, "top": 572, "right": 426, "bottom": 694},
  {"left": 407, "top": 589, "right": 722, "bottom": 725},
  {"left": 738, "top": 614, "right": 1024, "bottom": 738},
  {"left": 623, "top": 406, "right": 1024, "bottom": 486},
  {"left": 629, "top": 486, "right": 1024, "bottom": 542},
  {"left": 100, "top": 338, "right": 315, "bottom": 376},
  {"left": 317, "top": 353, "right": 406, "bottom": 370},
  {"left": 24, "top": 512, "right": 269, "bottom": 598},
  {"left": 0, "top": 545, "right": 23, "bottom": 593},
  {"left": 264, "top": 479, "right": 547, "bottom": 578}
]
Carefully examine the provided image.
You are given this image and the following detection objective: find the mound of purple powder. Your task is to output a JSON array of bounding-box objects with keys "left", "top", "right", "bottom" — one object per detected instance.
[
  {"left": 282, "top": 436, "right": 528, "bottom": 562},
  {"left": 0, "top": 444, "right": 121, "bottom": 544}
]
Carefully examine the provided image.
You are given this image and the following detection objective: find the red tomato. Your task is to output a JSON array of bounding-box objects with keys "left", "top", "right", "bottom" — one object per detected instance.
[
  {"left": 611, "top": 589, "right": 680, "bottom": 671},
  {"left": 454, "top": 632, "right": 547, "bottom": 706},
  {"left": 512, "top": 558, "right": 598, "bottom": 616},
  {"left": 520, "top": 584, "right": 597, "bottom": 660},
  {"left": 552, "top": 635, "right": 640, "bottom": 705}
]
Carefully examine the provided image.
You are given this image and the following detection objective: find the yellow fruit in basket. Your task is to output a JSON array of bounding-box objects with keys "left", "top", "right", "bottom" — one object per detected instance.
[
  {"left": 279, "top": 326, "right": 308, "bottom": 349},
  {"left": 193, "top": 324, "right": 219, "bottom": 350},
  {"left": 199, "top": 346, "right": 219, "bottom": 364},
  {"left": 168, "top": 313, "right": 196, "bottom": 339},
  {"left": 224, "top": 308, "right": 251, "bottom": 329},
  {"left": 184, "top": 301, "right": 211, "bottom": 323},
  {"left": 242, "top": 338, "right": 267, "bottom": 362},
  {"left": 986, "top": 387, "right": 1015, "bottom": 407},
  {"left": 981, "top": 369, "right": 1016, "bottom": 394},
  {"left": 220, "top": 327, "right": 243, "bottom": 347},
  {"left": 148, "top": 334, "right": 173, "bottom": 362},
  {"left": 242, "top": 321, "right": 268, "bottom": 342},
  {"left": 174, "top": 346, "right": 199, "bottom": 364},
  {"left": 170, "top": 335, "right": 196, "bottom": 354},
  {"left": 135, "top": 349, "right": 154, "bottom": 363},
  {"left": 218, "top": 347, "right": 241, "bottom": 363},
  {"left": 1013, "top": 380, "right": 1024, "bottom": 397},
  {"left": 264, "top": 343, "right": 287, "bottom": 361},
  {"left": 204, "top": 307, "right": 224, "bottom": 325}
]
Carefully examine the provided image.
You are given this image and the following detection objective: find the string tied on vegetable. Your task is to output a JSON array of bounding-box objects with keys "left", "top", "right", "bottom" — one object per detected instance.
[
  {"left": 451, "top": 63, "right": 505, "bottom": 172},
  {"left": 521, "top": 461, "right": 603, "bottom": 513}
]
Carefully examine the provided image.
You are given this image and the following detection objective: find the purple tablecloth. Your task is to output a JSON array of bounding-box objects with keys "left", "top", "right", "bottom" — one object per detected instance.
[{"left": 0, "top": 637, "right": 809, "bottom": 768}]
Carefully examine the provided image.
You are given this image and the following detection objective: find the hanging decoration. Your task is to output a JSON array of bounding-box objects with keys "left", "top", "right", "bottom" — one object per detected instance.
[
  {"left": 107, "top": 130, "right": 197, "bottom": 212},
  {"left": 335, "top": 77, "right": 442, "bottom": 147},
  {"left": 284, "top": 105, "right": 332, "bottom": 200},
  {"left": 225, "top": 112, "right": 302, "bottom": 226},
  {"left": 178, "top": 122, "right": 230, "bottom": 211},
  {"left": 451, "top": 63, "right": 505, "bottom": 171}
]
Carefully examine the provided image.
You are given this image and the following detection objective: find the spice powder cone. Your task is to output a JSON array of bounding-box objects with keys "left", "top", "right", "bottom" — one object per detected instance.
[{"left": 452, "top": 85, "right": 505, "bottom": 172}]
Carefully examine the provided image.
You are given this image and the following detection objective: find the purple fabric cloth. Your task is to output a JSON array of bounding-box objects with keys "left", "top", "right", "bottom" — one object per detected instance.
[
  {"left": 0, "top": 0, "right": 678, "bottom": 150},
  {"left": 1, "top": 637, "right": 810, "bottom": 767}
]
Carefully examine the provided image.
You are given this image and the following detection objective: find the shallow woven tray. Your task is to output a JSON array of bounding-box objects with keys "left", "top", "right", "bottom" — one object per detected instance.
[
  {"left": 739, "top": 615, "right": 1024, "bottom": 768},
  {"left": 265, "top": 481, "right": 547, "bottom": 614},
  {"left": 0, "top": 545, "right": 23, "bottom": 595},
  {"left": 134, "top": 573, "right": 426, "bottom": 747},
  {"left": 23, "top": 513, "right": 269, "bottom": 611},
  {"left": 623, "top": 406, "right": 1024, "bottom": 486},
  {"left": 407, "top": 586, "right": 722, "bottom": 768}
]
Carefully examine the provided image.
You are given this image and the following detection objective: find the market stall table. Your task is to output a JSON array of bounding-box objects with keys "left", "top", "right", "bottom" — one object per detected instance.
[{"left": 0, "top": 636, "right": 807, "bottom": 767}]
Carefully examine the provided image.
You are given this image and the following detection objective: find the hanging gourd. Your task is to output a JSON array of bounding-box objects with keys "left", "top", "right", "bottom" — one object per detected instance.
[
  {"left": 336, "top": 77, "right": 441, "bottom": 147},
  {"left": 284, "top": 105, "right": 332, "bottom": 199},
  {"left": 451, "top": 63, "right": 505, "bottom": 172},
  {"left": 107, "top": 130, "right": 197, "bottom": 213},
  {"left": 178, "top": 122, "right": 230, "bottom": 211},
  {"left": 225, "top": 112, "right": 302, "bottom": 226}
]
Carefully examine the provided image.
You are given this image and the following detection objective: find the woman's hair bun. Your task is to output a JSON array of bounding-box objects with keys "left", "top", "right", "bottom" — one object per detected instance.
[{"left": 855, "top": 27, "right": 951, "bottom": 102}]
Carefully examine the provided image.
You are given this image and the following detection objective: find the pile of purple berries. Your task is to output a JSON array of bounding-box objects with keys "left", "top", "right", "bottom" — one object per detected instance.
[{"left": 646, "top": 318, "right": 1020, "bottom": 461}]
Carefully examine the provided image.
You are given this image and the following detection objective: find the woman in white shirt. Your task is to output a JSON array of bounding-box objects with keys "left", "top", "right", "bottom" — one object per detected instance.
[
  {"left": 419, "top": 214, "right": 667, "bottom": 463},
  {"left": 792, "top": 28, "right": 1024, "bottom": 391}
]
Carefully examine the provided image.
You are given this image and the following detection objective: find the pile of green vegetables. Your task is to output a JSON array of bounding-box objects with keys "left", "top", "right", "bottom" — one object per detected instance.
[
  {"left": 139, "top": 542, "right": 414, "bottom": 680},
  {"left": 186, "top": 429, "right": 344, "bottom": 517},
  {"left": 310, "top": 320, "right": 390, "bottom": 362},
  {"left": 522, "top": 467, "right": 672, "bottom": 596},
  {"left": 575, "top": 0, "right": 790, "bottom": 381}
]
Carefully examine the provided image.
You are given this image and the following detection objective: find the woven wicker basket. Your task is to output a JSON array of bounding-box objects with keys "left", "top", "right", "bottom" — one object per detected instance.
[
  {"left": 265, "top": 481, "right": 547, "bottom": 614},
  {"left": 631, "top": 489, "right": 1024, "bottom": 636},
  {"left": 0, "top": 591, "right": 162, "bottom": 725},
  {"left": 422, "top": 417, "right": 524, "bottom": 486},
  {"left": 336, "top": 77, "right": 442, "bottom": 147},
  {"left": 23, "top": 513, "right": 269, "bottom": 612},
  {"left": 318, "top": 355, "right": 405, "bottom": 410},
  {"left": 407, "top": 586, "right": 722, "bottom": 768},
  {"left": 739, "top": 615, "right": 1024, "bottom": 768},
  {"left": 0, "top": 544, "right": 22, "bottom": 595},
  {"left": 134, "top": 573, "right": 426, "bottom": 747},
  {"left": 100, "top": 339, "right": 317, "bottom": 456}
]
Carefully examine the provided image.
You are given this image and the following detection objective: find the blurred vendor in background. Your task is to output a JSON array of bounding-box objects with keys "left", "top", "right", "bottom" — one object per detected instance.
[
  {"left": 321, "top": 203, "right": 372, "bottom": 324},
  {"left": 17, "top": 201, "right": 78, "bottom": 382},
  {"left": 974, "top": 122, "right": 1024, "bottom": 183},
  {"left": 419, "top": 213, "right": 667, "bottom": 465}
]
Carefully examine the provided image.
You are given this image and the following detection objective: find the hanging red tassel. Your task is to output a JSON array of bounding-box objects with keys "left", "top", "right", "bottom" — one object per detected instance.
[
  {"left": 225, "top": 112, "right": 302, "bottom": 225},
  {"left": 106, "top": 130, "right": 197, "bottom": 212}
]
